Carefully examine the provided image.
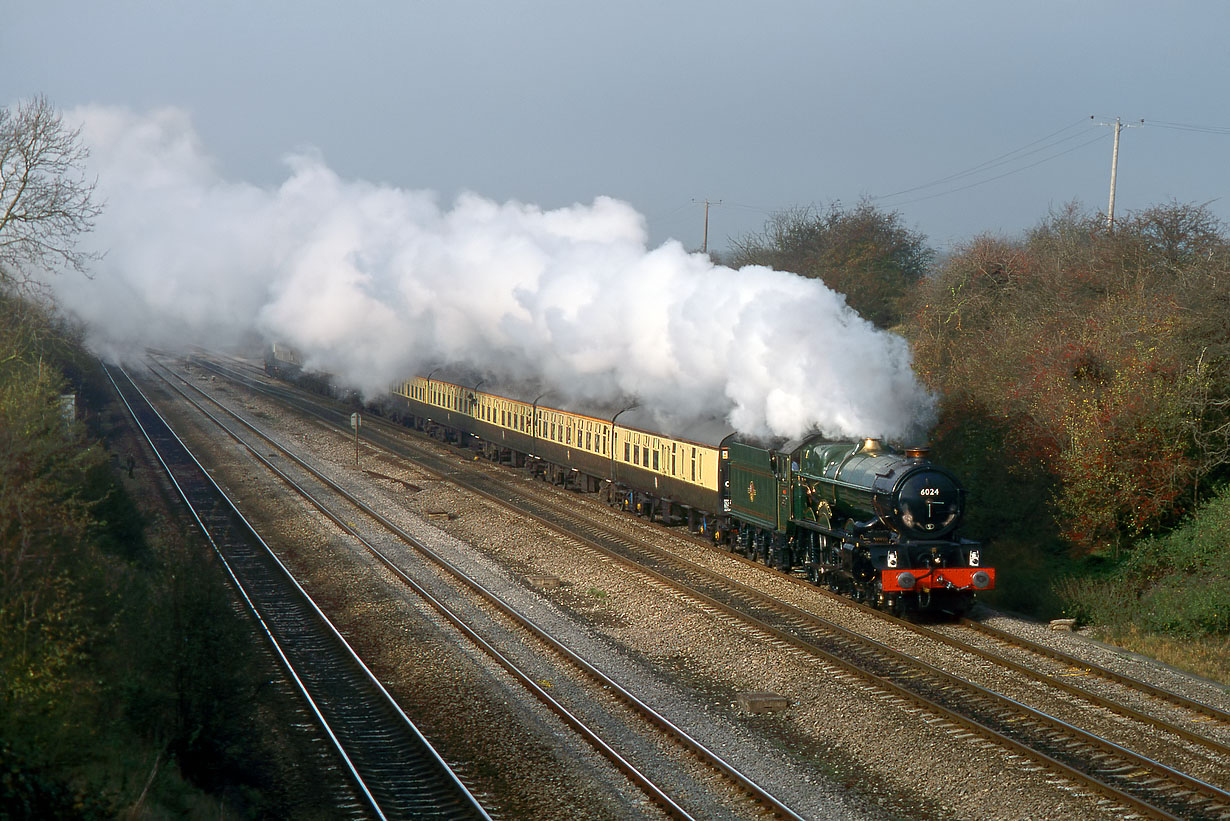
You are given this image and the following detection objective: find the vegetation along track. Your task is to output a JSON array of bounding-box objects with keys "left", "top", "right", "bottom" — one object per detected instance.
[
  {"left": 147, "top": 357, "right": 808, "bottom": 820},
  {"left": 187, "top": 351, "right": 1230, "bottom": 820},
  {"left": 105, "top": 362, "right": 491, "bottom": 821}
]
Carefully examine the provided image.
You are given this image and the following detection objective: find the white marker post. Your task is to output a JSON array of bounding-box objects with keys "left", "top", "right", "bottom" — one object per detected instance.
[{"left": 350, "top": 412, "right": 361, "bottom": 466}]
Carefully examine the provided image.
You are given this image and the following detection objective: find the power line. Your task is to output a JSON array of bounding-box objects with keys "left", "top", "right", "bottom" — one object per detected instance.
[
  {"left": 877, "top": 131, "right": 1107, "bottom": 207},
  {"left": 873, "top": 117, "right": 1095, "bottom": 201},
  {"left": 1142, "top": 119, "right": 1230, "bottom": 135}
]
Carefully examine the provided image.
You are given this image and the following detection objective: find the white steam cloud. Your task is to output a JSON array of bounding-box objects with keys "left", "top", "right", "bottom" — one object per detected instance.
[{"left": 49, "top": 105, "right": 935, "bottom": 441}]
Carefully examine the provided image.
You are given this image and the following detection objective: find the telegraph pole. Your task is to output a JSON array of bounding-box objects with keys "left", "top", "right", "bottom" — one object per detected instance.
[
  {"left": 1107, "top": 118, "right": 1122, "bottom": 228},
  {"left": 693, "top": 198, "right": 721, "bottom": 254},
  {"left": 1094, "top": 116, "right": 1142, "bottom": 229}
]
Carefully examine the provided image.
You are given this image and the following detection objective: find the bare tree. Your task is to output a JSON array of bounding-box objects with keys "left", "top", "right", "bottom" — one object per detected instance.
[
  {"left": 729, "top": 200, "right": 933, "bottom": 329},
  {"left": 0, "top": 95, "right": 103, "bottom": 291}
]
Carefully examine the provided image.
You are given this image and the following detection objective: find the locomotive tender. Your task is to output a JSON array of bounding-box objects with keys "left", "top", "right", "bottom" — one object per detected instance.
[{"left": 266, "top": 348, "right": 993, "bottom": 614}]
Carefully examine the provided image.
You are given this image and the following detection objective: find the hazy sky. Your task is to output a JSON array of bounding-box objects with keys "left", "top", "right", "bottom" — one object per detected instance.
[{"left": 7, "top": 1, "right": 1228, "bottom": 255}]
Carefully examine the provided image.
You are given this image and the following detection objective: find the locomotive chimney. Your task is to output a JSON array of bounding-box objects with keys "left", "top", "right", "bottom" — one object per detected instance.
[{"left": 905, "top": 446, "right": 931, "bottom": 461}]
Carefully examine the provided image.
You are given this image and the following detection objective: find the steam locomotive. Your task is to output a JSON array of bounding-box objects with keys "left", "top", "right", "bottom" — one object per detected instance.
[
  {"left": 724, "top": 435, "right": 991, "bottom": 615},
  {"left": 266, "top": 348, "right": 992, "bottom": 614}
]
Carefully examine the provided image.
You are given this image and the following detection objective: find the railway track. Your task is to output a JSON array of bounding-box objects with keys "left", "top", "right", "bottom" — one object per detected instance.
[
  {"left": 183, "top": 353, "right": 1230, "bottom": 819},
  {"left": 406, "top": 465, "right": 1230, "bottom": 820},
  {"left": 143, "top": 358, "right": 807, "bottom": 820},
  {"left": 105, "top": 363, "right": 491, "bottom": 821}
]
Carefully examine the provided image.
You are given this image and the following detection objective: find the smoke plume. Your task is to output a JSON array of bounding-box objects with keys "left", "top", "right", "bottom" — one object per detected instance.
[{"left": 49, "top": 105, "right": 935, "bottom": 441}]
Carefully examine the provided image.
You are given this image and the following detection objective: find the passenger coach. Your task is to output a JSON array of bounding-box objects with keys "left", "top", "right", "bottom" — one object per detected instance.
[{"left": 388, "top": 371, "right": 732, "bottom": 537}]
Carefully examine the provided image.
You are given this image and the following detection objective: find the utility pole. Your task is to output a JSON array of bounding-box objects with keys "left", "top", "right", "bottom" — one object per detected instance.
[
  {"left": 1093, "top": 116, "right": 1142, "bottom": 229},
  {"left": 693, "top": 198, "right": 721, "bottom": 254},
  {"left": 1107, "top": 117, "right": 1123, "bottom": 228}
]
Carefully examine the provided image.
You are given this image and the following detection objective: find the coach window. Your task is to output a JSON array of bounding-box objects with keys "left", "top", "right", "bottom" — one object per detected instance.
[
  {"left": 691, "top": 448, "right": 697, "bottom": 482},
  {"left": 653, "top": 449, "right": 660, "bottom": 471}
]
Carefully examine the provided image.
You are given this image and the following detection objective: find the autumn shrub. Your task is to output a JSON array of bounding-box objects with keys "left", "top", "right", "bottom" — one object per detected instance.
[
  {"left": 908, "top": 202, "right": 1230, "bottom": 559},
  {"left": 729, "top": 200, "right": 933, "bottom": 328}
]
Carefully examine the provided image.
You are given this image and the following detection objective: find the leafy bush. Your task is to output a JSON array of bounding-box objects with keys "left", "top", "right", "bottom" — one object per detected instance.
[
  {"left": 1140, "top": 577, "right": 1230, "bottom": 636},
  {"left": 1051, "top": 573, "right": 1137, "bottom": 627},
  {"left": 1053, "top": 483, "right": 1230, "bottom": 636}
]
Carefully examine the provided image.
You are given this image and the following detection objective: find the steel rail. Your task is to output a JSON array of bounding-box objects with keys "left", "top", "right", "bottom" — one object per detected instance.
[
  {"left": 187, "top": 354, "right": 1230, "bottom": 819},
  {"left": 150, "top": 358, "right": 805, "bottom": 821},
  {"left": 807, "top": 603, "right": 1230, "bottom": 759},
  {"left": 444, "top": 471, "right": 1226, "bottom": 821},
  {"left": 107, "top": 362, "right": 490, "bottom": 821},
  {"left": 958, "top": 617, "right": 1230, "bottom": 723}
]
